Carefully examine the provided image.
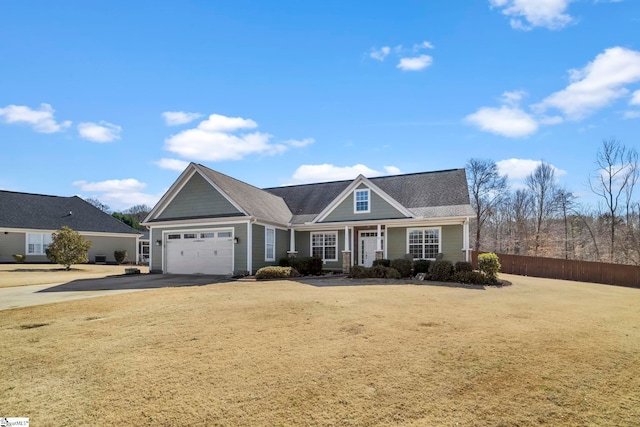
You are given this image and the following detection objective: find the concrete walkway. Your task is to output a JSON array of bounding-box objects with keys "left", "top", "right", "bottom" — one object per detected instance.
[{"left": 0, "top": 274, "right": 233, "bottom": 311}]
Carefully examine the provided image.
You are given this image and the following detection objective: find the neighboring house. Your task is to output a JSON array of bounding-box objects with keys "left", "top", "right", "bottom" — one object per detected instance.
[
  {"left": 138, "top": 229, "right": 150, "bottom": 265},
  {"left": 0, "top": 190, "right": 141, "bottom": 264},
  {"left": 142, "top": 163, "right": 474, "bottom": 275}
]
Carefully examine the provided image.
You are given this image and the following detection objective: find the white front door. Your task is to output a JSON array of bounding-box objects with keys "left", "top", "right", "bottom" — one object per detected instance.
[{"left": 359, "top": 231, "right": 384, "bottom": 267}]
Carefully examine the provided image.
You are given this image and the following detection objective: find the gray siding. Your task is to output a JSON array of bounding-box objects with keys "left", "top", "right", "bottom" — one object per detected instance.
[
  {"left": 149, "top": 223, "right": 247, "bottom": 273},
  {"left": 0, "top": 232, "right": 27, "bottom": 262},
  {"left": 294, "top": 229, "right": 344, "bottom": 270},
  {"left": 386, "top": 224, "right": 464, "bottom": 262},
  {"left": 322, "top": 185, "right": 405, "bottom": 222},
  {"left": 251, "top": 225, "right": 289, "bottom": 271},
  {"left": 276, "top": 229, "right": 288, "bottom": 261},
  {"left": 0, "top": 231, "right": 137, "bottom": 264},
  {"left": 158, "top": 172, "right": 241, "bottom": 219}
]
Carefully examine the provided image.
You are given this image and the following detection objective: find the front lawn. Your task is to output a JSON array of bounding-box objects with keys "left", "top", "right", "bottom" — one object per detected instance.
[
  {"left": 1, "top": 274, "right": 638, "bottom": 425},
  {"left": 0, "top": 264, "right": 149, "bottom": 288}
]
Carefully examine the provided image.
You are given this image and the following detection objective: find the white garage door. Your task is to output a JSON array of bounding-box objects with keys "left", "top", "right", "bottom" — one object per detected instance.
[{"left": 165, "top": 230, "right": 234, "bottom": 274}]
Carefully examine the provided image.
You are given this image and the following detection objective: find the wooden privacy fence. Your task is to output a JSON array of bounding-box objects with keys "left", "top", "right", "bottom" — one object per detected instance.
[{"left": 471, "top": 251, "right": 640, "bottom": 289}]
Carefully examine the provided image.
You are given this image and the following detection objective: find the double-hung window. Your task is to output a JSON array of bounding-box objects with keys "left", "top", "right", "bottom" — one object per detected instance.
[
  {"left": 407, "top": 228, "right": 440, "bottom": 260},
  {"left": 26, "top": 233, "right": 53, "bottom": 255},
  {"left": 311, "top": 232, "right": 338, "bottom": 262},
  {"left": 354, "top": 189, "right": 370, "bottom": 213},
  {"left": 265, "top": 227, "right": 275, "bottom": 261}
]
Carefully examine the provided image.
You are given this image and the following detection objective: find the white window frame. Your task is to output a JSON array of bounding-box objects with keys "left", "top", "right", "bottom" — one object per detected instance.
[
  {"left": 26, "top": 233, "right": 53, "bottom": 255},
  {"left": 265, "top": 227, "right": 276, "bottom": 262},
  {"left": 354, "top": 189, "right": 371, "bottom": 214},
  {"left": 406, "top": 227, "right": 441, "bottom": 260},
  {"left": 310, "top": 231, "right": 338, "bottom": 262}
]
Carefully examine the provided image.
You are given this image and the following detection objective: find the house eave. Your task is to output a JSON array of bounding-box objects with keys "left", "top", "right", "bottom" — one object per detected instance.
[{"left": 292, "top": 215, "right": 469, "bottom": 230}]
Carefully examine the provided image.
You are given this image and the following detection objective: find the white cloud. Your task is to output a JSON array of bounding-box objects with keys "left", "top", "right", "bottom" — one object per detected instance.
[
  {"left": 162, "top": 111, "right": 203, "bottom": 126},
  {"left": 535, "top": 47, "right": 640, "bottom": 119},
  {"left": 284, "top": 138, "right": 315, "bottom": 147},
  {"left": 501, "top": 90, "right": 527, "bottom": 106},
  {"left": 397, "top": 55, "right": 433, "bottom": 71},
  {"left": 465, "top": 105, "right": 538, "bottom": 137},
  {"left": 78, "top": 121, "right": 122, "bottom": 143},
  {"left": 370, "top": 46, "right": 391, "bottom": 61},
  {"left": 73, "top": 178, "right": 161, "bottom": 211},
  {"left": 623, "top": 111, "right": 640, "bottom": 119},
  {"left": 413, "top": 41, "right": 434, "bottom": 51},
  {"left": 496, "top": 158, "right": 567, "bottom": 181},
  {"left": 630, "top": 90, "right": 640, "bottom": 105},
  {"left": 489, "top": 0, "right": 574, "bottom": 30},
  {"left": 154, "top": 158, "right": 191, "bottom": 171},
  {"left": 288, "top": 164, "right": 401, "bottom": 185},
  {"left": 0, "top": 103, "right": 71, "bottom": 133},
  {"left": 164, "top": 113, "right": 300, "bottom": 162},
  {"left": 73, "top": 178, "right": 146, "bottom": 192}
]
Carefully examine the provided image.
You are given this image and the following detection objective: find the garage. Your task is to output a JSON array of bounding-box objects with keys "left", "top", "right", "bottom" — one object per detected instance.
[{"left": 165, "top": 229, "right": 234, "bottom": 274}]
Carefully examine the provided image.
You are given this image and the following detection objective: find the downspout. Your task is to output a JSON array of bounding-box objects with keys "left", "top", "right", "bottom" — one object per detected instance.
[{"left": 247, "top": 218, "right": 256, "bottom": 274}]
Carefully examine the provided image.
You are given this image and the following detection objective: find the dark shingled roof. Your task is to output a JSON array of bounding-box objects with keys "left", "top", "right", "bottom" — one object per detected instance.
[
  {"left": 264, "top": 169, "right": 472, "bottom": 222},
  {"left": 0, "top": 190, "right": 141, "bottom": 235}
]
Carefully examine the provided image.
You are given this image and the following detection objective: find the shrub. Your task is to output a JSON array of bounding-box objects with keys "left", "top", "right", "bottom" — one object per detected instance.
[
  {"left": 390, "top": 258, "right": 413, "bottom": 278},
  {"left": 370, "top": 265, "right": 388, "bottom": 278},
  {"left": 455, "top": 261, "right": 474, "bottom": 273},
  {"left": 478, "top": 252, "right": 501, "bottom": 283},
  {"left": 292, "top": 256, "right": 323, "bottom": 276},
  {"left": 452, "top": 271, "right": 488, "bottom": 284},
  {"left": 255, "top": 266, "right": 301, "bottom": 280},
  {"left": 430, "top": 260, "right": 454, "bottom": 282},
  {"left": 386, "top": 268, "right": 402, "bottom": 279},
  {"left": 278, "top": 257, "right": 291, "bottom": 267},
  {"left": 114, "top": 250, "right": 128, "bottom": 264},
  {"left": 12, "top": 254, "right": 26, "bottom": 263},
  {"left": 349, "top": 265, "right": 368, "bottom": 278},
  {"left": 413, "top": 259, "right": 431, "bottom": 274},
  {"left": 372, "top": 258, "right": 391, "bottom": 267},
  {"left": 46, "top": 226, "right": 92, "bottom": 270}
]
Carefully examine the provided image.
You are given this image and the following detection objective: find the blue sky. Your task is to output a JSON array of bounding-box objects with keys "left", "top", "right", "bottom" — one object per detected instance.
[{"left": 1, "top": 0, "right": 638, "bottom": 211}]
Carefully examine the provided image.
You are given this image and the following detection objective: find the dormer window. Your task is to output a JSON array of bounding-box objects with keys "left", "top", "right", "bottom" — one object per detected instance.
[{"left": 354, "top": 189, "right": 370, "bottom": 213}]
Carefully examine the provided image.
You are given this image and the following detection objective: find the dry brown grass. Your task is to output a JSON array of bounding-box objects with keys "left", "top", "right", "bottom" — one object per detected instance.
[
  {"left": 0, "top": 264, "right": 149, "bottom": 288},
  {"left": 1, "top": 274, "right": 639, "bottom": 426}
]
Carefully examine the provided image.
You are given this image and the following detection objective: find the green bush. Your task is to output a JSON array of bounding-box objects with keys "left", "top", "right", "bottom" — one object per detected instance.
[
  {"left": 292, "top": 256, "right": 323, "bottom": 276},
  {"left": 386, "top": 268, "right": 402, "bottom": 279},
  {"left": 12, "top": 254, "right": 26, "bottom": 263},
  {"left": 430, "top": 260, "right": 454, "bottom": 282},
  {"left": 255, "top": 266, "right": 301, "bottom": 280},
  {"left": 452, "top": 271, "right": 488, "bottom": 284},
  {"left": 278, "top": 257, "right": 291, "bottom": 267},
  {"left": 372, "top": 258, "right": 391, "bottom": 267},
  {"left": 390, "top": 258, "right": 413, "bottom": 277},
  {"left": 114, "top": 250, "right": 128, "bottom": 264},
  {"left": 370, "top": 265, "right": 388, "bottom": 278},
  {"left": 46, "top": 226, "right": 92, "bottom": 270},
  {"left": 455, "top": 261, "right": 473, "bottom": 273},
  {"left": 349, "top": 265, "right": 368, "bottom": 278},
  {"left": 478, "top": 252, "right": 501, "bottom": 283},
  {"left": 413, "top": 259, "right": 431, "bottom": 274}
]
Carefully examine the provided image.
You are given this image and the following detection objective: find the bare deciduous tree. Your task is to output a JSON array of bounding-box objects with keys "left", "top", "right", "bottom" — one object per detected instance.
[
  {"left": 466, "top": 158, "right": 508, "bottom": 251},
  {"left": 526, "top": 161, "right": 558, "bottom": 256}
]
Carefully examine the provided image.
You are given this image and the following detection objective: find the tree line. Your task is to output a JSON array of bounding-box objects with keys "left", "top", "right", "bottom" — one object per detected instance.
[
  {"left": 83, "top": 200, "right": 151, "bottom": 232},
  {"left": 468, "top": 139, "right": 639, "bottom": 265}
]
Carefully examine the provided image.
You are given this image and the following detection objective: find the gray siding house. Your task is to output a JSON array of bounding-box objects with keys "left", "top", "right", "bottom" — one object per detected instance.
[
  {"left": 0, "top": 190, "right": 141, "bottom": 263},
  {"left": 142, "top": 163, "right": 474, "bottom": 275}
]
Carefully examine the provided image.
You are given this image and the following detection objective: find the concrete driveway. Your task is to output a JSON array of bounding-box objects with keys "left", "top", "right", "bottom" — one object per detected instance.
[{"left": 0, "top": 274, "right": 233, "bottom": 311}]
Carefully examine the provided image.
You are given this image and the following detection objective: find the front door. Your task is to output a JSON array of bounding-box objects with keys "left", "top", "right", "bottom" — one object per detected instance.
[{"left": 359, "top": 231, "right": 383, "bottom": 267}]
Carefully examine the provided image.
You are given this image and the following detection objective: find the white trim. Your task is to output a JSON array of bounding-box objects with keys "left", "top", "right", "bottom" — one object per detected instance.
[
  {"left": 161, "top": 227, "right": 235, "bottom": 274},
  {"left": 253, "top": 220, "right": 289, "bottom": 231},
  {"left": 0, "top": 227, "right": 139, "bottom": 239},
  {"left": 289, "top": 229, "right": 296, "bottom": 253},
  {"left": 353, "top": 188, "right": 371, "bottom": 214},
  {"left": 145, "top": 217, "right": 250, "bottom": 228},
  {"left": 25, "top": 232, "right": 52, "bottom": 255},
  {"left": 265, "top": 226, "right": 275, "bottom": 262},
  {"left": 312, "top": 175, "right": 414, "bottom": 223},
  {"left": 406, "top": 227, "right": 442, "bottom": 260},
  {"left": 310, "top": 231, "right": 339, "bottom": 262},
  {"left": 297, "top": 216, "right": 468, "bottom": 231},
  {"left": 358, "top": 229, "right": 385, "bottom": 266},
  {"left": 247, "top": 220, "right": 254, "bottom": 273}
]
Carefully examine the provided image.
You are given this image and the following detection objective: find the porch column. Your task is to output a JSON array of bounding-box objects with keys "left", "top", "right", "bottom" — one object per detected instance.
[
  {"left": 287, "top": 229, "right": 297, "bottom": 258},
  {"left": 463, "top": 218, "right": 470, "bottom": 262},
  {"left": 342, "top": 226, "right": 351, "bottom": 274},
  {"left": 375, "top": 224, "right": 383, "bottom": 261}
]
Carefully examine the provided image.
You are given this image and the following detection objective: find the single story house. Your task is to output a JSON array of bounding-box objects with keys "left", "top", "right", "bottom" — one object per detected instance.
[
  {"left": 142, "top": 163, "right": 474, "bottom": 275},
  {"left": 0, "top": 190, "right": 141, "bottom": 263}
]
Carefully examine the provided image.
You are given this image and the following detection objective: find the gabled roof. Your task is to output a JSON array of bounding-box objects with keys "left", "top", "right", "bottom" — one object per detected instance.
[
  {"left": 264, "top": 168, "right": 473, "bottom": 223},
  {"left": 195, "top": 165, "right": 292, "bottom": 224},
  {"left": 0, "top": 190, "right": 141, "bottom": 235}
]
